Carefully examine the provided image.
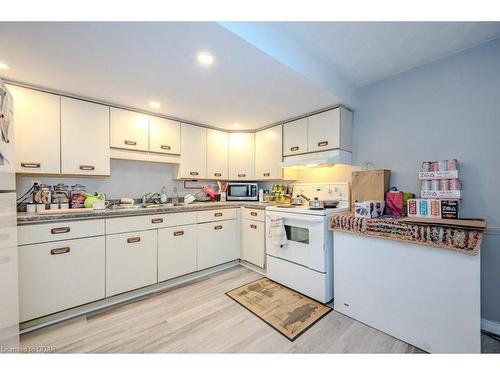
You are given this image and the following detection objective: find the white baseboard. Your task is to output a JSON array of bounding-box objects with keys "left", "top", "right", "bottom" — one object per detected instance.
[{"left": 482, "top": 318, "right": 500, "bottom": 336}]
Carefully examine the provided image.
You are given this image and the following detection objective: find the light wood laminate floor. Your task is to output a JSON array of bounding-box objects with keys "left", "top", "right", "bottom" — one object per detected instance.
[{"left": 20, "top": 266, "right": 494, "bottom": 353}]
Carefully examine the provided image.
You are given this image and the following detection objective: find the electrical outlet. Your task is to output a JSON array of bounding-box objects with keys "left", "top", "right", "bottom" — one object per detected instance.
[{"left": 31, "top": 179, "right": 41, "bottom": 186}]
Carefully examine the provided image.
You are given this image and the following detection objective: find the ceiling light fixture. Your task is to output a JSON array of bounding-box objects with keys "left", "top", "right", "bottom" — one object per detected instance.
[
  {"left": 149, "top": 101, "right": 161, "bottom": 109},
  {"left": 197, "top": 52, "right": 214, "bottom": 66},
  {"left": 233, "top": 123, "right": 241, "bottom": 129},
  {"left": 0, "top": 62, "right": 9, "bottom": 70}
]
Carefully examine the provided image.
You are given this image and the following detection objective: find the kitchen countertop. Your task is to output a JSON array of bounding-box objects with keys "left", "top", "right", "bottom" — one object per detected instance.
[{"left": 17, "top": 201, "right": 275, "bottom": 225}]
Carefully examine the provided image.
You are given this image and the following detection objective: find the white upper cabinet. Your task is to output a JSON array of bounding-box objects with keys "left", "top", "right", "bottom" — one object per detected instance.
[
  {"left": 283, "top": 117, "right": 308, "bottom": 156},
  {"left": 255, "top": 125, "right": 282, "bottom": 180},
  {"left": 110, "top": 108, "right": 149, "bottom": 152},
  {"left": 228, "top": 133, "right": 255, "bottom": 180},
  {"left": 61, "top": 97, "right": 110, "bottom": 176},
  {"left": 206, "top": 129, "right": 228, "bottom": 179},
  {"left": 8, "top": 85, "right": 61, "bottom": 174},
  {"left": 177, "top": 124, "right": 207, "bottom": 179},
  {"left": 308, "top": 107, "right": 352, "bottom": 153},
  {"left": 149, "top": 116, "right": 181, "bottom": 155}
]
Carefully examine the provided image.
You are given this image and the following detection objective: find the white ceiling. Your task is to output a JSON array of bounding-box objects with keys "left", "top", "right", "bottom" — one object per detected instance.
[
  {"left": 245, "top": 22, "right": 500, "bottom": 87},
  {"left": 1, "top": 22, "right": 499, "bottom": 130},
  {"left": 0, "top": 22, "right": 339, "bottom": 130}
]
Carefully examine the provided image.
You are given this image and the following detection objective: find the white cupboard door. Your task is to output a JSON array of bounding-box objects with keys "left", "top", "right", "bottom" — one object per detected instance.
[
  {"left": 106, "top": 230, "right": 157, "bottom": 297},
  {"left": 241, "top": 219, "right": 265, "bottom": 268},
  {"left": 178, "top": 124, "right": 206, "bottom": 179},
  {"left": 8, "top": 85, "right": 61, "bottom": 174},
  {"left": 110, "top": 108, "right": 149, "bottom": 152},
  {"left": 149, "top": 116, "right": 181, "bottom": 155},
  {"left": 283, "top": 117, "right": 308, "bottom": 156},
  {"left": 308, "top": 108, "right": 353, "bottom": 152},
  {"left": 255, "top": 125, "right": 282, "bottom": 180},
  {"left": 18, "top": 236, "right": 105, "bottom": 322},
  {"left": 228, "top": 133, "right": 255, "bottom": 180},
  {"left": 197, "top": 220, "right": 237, "bottom": 270},
  {"left": 158, "top": 224, "right": 197, "bottom": 282},
  {"left": 61, "top": 97, "right": 110, "bottom": 176},
  {"left": 206, "top": 129, "right": 228, "bottom": 179}
]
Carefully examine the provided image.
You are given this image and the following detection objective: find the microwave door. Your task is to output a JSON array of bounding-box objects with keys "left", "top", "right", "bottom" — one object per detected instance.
[{"left": 228, "top": 185, "right": 249, "bottom": 200}]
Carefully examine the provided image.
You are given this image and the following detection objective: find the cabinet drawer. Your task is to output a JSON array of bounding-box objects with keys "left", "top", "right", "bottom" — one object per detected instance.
[
  {"left": 18, "top": 219, "right": 105, "bottom": 245},
  {"left": 19, "top": 236, "right": 105, "bottom": 322},
  {"left": 106, "top": 230, "right": 157, "bottom": 297},
  {"left": 197, "top": 220, "right": 237, "bottom": 270},
  {"left": 158, "top": 224, "right": 197, "bottom": 282},
  {"left": 242, "top": 208, "right": 265, "bottom": 222},
  {"left": 105, "top": 212, "right": 197, "bottom": 234},
  {"left": 197, "top": 208, "right": 237, "bottom": 223}
]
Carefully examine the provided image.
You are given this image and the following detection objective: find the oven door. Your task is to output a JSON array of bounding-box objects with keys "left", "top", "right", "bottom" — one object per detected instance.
[{"left": 265, "top": 211, "right": 327, "bottom": 272}]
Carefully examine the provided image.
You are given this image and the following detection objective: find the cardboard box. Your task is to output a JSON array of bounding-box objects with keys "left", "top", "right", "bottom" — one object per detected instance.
[
  {"left": 407, "top": 199, "right": 443, "bottom": 218},
  {"left": 441, "top": 200, "right": 460, "bottom": 219},
  {"left": 354, "top": 201, "right": 385, "bottom": 219}
]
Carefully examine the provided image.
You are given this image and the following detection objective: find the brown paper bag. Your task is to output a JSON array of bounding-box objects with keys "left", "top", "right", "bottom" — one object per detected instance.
[{"left": 351, "top": 169, "right": 391, "bottom": 208}]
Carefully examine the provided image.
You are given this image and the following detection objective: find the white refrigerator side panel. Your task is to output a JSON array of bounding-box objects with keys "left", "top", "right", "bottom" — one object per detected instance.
[{"left": 0, "top": 82, "right": 15, "bottom": 191}]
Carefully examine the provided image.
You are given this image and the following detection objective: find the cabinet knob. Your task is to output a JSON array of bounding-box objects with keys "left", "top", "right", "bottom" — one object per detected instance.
[
  {"left": 214, "top": 173, "right": 222, "bottom": 177},
  {"left": 173, "top": 230, "right": 184, "bottom": 236},
  {"left": 317, "top": 141, "right": 329, "bottom": 147},
  {"left": 263, "top": 172, "right": 270, "bottom": 177},
  {"left": 151, "top": 218, "right": 163, "bottom": 224},
  {"left": 51, "top": 227, "right": 70, "bottom": 234},
  {"left": 79, "top": 165, "right": 95, "bottom": 171},
  {"left": 50, "top": 247, "right": 70, "bottom": 255},
  {"left": 250, "top": 224, "right": 257, "bottom": 229},
  {"left": 127, "top": 236, "right": 141, "bottom": 243},
  {"left": 290, "top": 146, "right": 299, "bottom": 152},
  {"left": 238, "top": 174, "right": 246, "bottom": 178},
  {"left": 250, "top": 212, "right": 258, "bottom": 216},
  {"left": 21, "top": 162, "right": 41, "bottom": 168},
  {"left": 160, "top": 145, "right": 171, "bottom": 150},
  {"left": 190, "top": 171, "right": 199, "bottom": 176},
  {"left": 124, "top": 140, "right": 137, "bottom": 146},
  {"left": 214, "top": 225, "right": 223, "bottom": 230}
]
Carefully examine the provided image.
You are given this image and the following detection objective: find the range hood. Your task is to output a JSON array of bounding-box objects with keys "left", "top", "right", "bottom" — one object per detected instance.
[{"left": 279, "top": 149, "right": 352, "bottom": 169}]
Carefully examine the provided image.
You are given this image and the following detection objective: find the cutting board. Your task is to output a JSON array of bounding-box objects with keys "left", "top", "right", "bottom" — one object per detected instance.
[{"left": 37, "top": 208, "right": 94, "bottom": 215}]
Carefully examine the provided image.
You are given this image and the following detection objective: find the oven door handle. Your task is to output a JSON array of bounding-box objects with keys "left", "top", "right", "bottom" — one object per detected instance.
[{"left": 265, "top": 213, "right": 324, "bottom": 224}]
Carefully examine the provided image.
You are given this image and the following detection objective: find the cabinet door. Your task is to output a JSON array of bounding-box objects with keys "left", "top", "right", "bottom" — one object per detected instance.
[
  {"left": 228, "top": 133, "right": 255, "bottom": 180},
  {"left": 18, "top": 236, "right": 105, "bottom": 322},
  {"left": 158, "top": 224, "right": 197, "bottom": 282},
  {"left": 61, "top": 97, "right": 110, "bottom": 176},
  {"left": 110, "top": 108, "right": 149, "bottom": 151},
  {"left": 197, "top": 220, "right": 237, "bottom": 270},
  {"left": 149, "top": 116, "right": 181, "bottom": 155},
  {"left": 241, "top": 219, "right": 265, "bottom": 268},
  {"left": 283, "top": 117, "right": 308, "bottom": 156},
  {"left": 206, "top": 129, "right": 228, "bottom": 179},
  {"left": 106, "top": 230, "right": 157, "bottom": 297},
  {"left": 308, "top": 108, "right": 352, "bottom": 152},
  {"left": 178, "top": 124, "right": 206, "bottom": 179},
  {"left": 8, "top": 85, "right": 61, "bottom": 174},
  {"left": 255, "top": 125, "right": 282, "bottom": 180}
]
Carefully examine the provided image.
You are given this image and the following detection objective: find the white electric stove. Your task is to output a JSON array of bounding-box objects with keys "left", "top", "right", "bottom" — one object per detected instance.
[{"left": 265, "top": 183, "right": 350, "bottom": 303}]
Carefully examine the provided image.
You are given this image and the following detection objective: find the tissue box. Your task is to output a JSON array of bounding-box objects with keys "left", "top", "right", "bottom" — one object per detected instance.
[{"left": 354, "top": 201, "right": 385, "bottom": 218}]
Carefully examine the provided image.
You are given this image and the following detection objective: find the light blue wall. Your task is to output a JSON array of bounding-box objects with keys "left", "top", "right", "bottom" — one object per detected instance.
[{"left": 353, "top": 38, "right": 500, "bottom": 325}]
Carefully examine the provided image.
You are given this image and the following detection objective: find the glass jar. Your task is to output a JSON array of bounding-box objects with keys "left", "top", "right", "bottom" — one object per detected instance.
[
  {"left": 52, "top": 183, "right": 70, "bottom": 205},
  {"left": 70, "top": 184, "right": 87, "bottom": 209},
  {"left": 32, "top": 184, "right": 52, "bottom": 204}
]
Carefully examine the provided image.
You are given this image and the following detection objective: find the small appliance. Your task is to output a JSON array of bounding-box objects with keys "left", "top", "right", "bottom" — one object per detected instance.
[{"left": 226, "top": 182, "right": 258, "bottom": 201}]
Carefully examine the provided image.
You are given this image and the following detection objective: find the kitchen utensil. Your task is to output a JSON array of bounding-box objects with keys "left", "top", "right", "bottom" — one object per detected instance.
[
  {"left": 92, "top": 200, "right": 110, "bottom": 210},
  {"left": 308, "top": 197, "right": 324, "bottom": 210},
  {"left": 120, "top": 197, "right": 135, "bottom": 207},
  {"left": 291, "top": 195, "right": 303, "bottom": 205},
  {"left": 323, "top": 200, "right": 339, "bottom": 208}
]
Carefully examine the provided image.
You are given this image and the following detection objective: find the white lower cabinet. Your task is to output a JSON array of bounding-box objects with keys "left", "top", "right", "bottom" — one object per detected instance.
[
  {"left": 158, "top": 224, "right": 197, "bottom": 282},
  {"left": 241, "top": 219, "right": 265, "bottom": 268},
  {"left": 197, "top": 219, "right": 237, "bottom": 270},
  {"left": 106, "top": 230, "right": 158, "bottom": 297},
  {"left": 19, "top": 236, "right": 105, "bottom": 322}
]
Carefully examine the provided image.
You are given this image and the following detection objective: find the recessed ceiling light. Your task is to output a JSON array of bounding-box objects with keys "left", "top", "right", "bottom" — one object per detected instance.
[
  {"left": 233, "top": 123, "right": 241, "bottom": 129},
  {"left": 149, "top": 101, "right": 161, "bottom": 109},
  {"left": 197, "top": 52, "right": 214, "bottom": 66},
  {"left": 0, "top": 62, "right": 9, "bottom": 70}
]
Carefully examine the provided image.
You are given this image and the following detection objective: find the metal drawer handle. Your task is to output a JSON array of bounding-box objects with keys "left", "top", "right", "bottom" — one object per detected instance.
[
  {"left": 21, "top": 162, "right": 41, "bottom": 168},
  {"left": 263, "top": 172, "right": 270, "bottom": 177},
  {"left": 124, "top": 140, "right": 137, "bottom": 146},
  {"left": 160, "top": 145, "right": 171, "bottom": 150},
  {"left": 190, "top": 171, "right": 199, "bottom": 176},
  {"left": 214, "top": 225, "right": 223, "bottom": 230},
  {"left": 214, "top": 173, "right": 222, "bottom": 177},
  {"left": 214, "top": 212, "right": 223, "bottom": 217},
  {"left": 318, "top": 141, "right": 329, "bottom": 147},
  {"left": 79, "top": 165, "right": 95, "bottom": 171},
  {"left": 250, "top": 224, "right": 257, "bottom": 229},
  {"left": 250, "top": 212, "right": 258, "bottom": 216},
  {"left": 290, "top": 146, "right": 299, "bottom": 152},
  {"left": 127, "top": 236, "right": 141, "bottom": 243},
  {"left": 238, "top": 173, "right": 246, "bottom": 178},
  {"left": 151, "top": 218, "right": 163, "bottom": 224},
  {"left": 50, "top": 247, "right": 70, "bottom": 255},
  {"left": 173, "top": 230, "right": 184, "bottom": 236},
  {"left": 51, "top": 227, "right": 70, "bottom": 234}
]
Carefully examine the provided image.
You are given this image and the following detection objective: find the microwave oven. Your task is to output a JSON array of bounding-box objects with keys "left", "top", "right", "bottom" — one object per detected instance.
[{"left": 226, "top": 182, "right": 259, "bottom": 201}]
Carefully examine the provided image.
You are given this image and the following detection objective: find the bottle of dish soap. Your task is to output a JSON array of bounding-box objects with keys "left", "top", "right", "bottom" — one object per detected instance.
[
  {"left": 171, "top": 187, "right": 179, "bottom": 205},
  {"left": 160, "top": 186, "right": 168, "bottom": 204}
]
